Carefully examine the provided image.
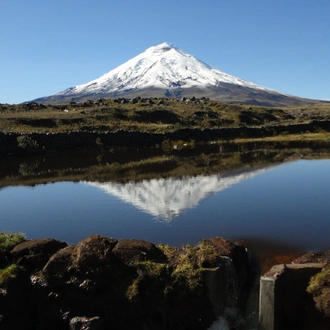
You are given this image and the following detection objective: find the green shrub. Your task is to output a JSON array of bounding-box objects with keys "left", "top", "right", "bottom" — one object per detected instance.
[
  {"left": 0, "top": 232, "right": 25, "bottom": 251},
  {"left": 95, "top": 137, "right": 103, "bottom": 146},
  {"left": 0, "top": 264, "right": 19, "bottom": 285},
  {"left": 307, "top": 268, "right": 330, "bottom": 295},
  {"left": 126, "top": 277, "right": 141, "bottom": 301},
  {"left": 307, "top": 268, "right": 330, "bottom": 317},
  {"left": 17, "top": 135, "right": 39, "bottom": 151},
  {"left": 161, "top": 139, "right": 172, "bottom": 152}
]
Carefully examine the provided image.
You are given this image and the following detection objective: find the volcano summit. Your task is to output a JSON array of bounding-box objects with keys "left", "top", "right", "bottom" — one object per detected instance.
[{"left": 34, "top": 42, "right": 313, "bottom": 106}]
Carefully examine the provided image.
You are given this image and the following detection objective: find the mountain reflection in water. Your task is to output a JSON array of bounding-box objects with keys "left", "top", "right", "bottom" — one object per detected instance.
[
  {"left": 85, "top": 166, "right": 274, "bottom": 221},
  {"left": 1, "top": 140, "right": 330, "bottom": 262}
]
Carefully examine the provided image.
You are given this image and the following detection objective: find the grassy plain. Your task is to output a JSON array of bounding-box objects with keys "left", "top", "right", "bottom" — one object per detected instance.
[{"left": 1, "top": 98, "right": 330, "bottom": 135}]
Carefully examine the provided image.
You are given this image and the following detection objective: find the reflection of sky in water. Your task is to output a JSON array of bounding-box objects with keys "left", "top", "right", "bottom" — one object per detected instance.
[{"left": 1, "top": 160, "right": 330, "bottom": 253}]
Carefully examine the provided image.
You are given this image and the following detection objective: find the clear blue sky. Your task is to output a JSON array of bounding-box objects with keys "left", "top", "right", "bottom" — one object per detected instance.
[{"left": 1, "top": 0, "right": 330, "bottom": 104}]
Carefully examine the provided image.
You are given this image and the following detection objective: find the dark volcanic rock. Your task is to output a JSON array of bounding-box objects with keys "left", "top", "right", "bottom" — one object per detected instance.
[
  {"left": 11, "top": 238, "right": 67, "bottom": 269},
  {"left": 112, "top": 238, "right": 165, "bottom": 263},
  {"left": 207, "top": 237, "right": 249, "bottom": 283},
  {"left": 43, "top": 245, "right": 75, "bottom": 276},
  {"left": 1, "top": 235, "right": 252, "bottom": 330},
  {"left": 71, "top": 234, "right": 118, "bottom": 272}
]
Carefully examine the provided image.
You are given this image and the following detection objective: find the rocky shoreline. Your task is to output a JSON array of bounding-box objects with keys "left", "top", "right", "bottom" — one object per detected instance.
[
  {"left": 0, "top": 234, "right": 253, "bottom": 330},
  {"left": 1, "top": 233, "right": 330, "bottom": 329}
]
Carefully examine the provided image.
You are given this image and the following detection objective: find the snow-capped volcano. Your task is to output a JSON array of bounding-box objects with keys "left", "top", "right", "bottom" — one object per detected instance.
[
  {"left": 33, "top": 42, "right": 308, "bottom": 105},
  {"left": 58, "top": 42, "right": 271, "bottom": 96}
]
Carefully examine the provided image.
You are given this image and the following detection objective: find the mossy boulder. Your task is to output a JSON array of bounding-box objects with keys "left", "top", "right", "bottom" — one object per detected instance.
[
  {"left": 0, "top": 234, "right": 251, "bottom": 330},
  {"left": 43, "top": 234, "right": 118, "bottom": 278},
  {"left": 0, "top": 232, "right": 25, "bottom": 267},
  {"left": 43, "top": 245, "right": 75, "bottom": 276},
  {"left": 0, "top": 264, "right": 22, "bottom": 287},
  {"left": 163, "top": 238, "right": 249, "bottom": 293},
  {"left": 71, "top": 234, "right": 118, "bottom": 271},
  {"left": 293, "top": 251, "right": 330, "bottom": 320},
  {"left": 307, "top": 267, "right": 330, "bottom": 317},
  {"left": 11, "top": 238, "right": 67, "bottom": 269},
  {"left": 112, "top": 238, "right": 165, "bottom": 263}
]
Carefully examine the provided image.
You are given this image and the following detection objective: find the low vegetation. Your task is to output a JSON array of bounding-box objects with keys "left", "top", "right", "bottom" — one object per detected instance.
[
  {"left": 307, "top": 267, "right": 330, "bottom": 317},
  {"left": 0, "top": 264, "right": 20, "bottom": 286},
  {"left": 0, "top": 97, "right": 329, "bottom": 134},
  {"left": 0, "top": 232, "right": 25, "bottom": 251}
]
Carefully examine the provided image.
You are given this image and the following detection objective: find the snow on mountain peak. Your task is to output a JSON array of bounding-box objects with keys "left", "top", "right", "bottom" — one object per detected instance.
[
  {"left": 145, "top": 42, "right": 177, "bottom": 53},
  {"left": 56, "top": 42, "right": 274, "bottom": 97}
]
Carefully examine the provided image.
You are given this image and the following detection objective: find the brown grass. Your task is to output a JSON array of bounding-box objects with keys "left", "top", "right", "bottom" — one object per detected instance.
[{"left": 1, "top": 99, "right": 330, "bottom": 134}]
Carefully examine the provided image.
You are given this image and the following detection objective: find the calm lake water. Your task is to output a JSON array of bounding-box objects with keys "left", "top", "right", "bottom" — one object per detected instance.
[{"left": 1, "top": 141, "right": 330, "bottom": 260}]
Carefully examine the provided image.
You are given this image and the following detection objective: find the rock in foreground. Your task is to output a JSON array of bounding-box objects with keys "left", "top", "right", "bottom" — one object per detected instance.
[{"left": 0, "top": 234, "right": 251, "bottom": 330}]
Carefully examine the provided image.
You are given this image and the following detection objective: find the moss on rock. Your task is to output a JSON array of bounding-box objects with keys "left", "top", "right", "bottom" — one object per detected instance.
[
  {"left": 0, "top": 232, "right": 25, "bottom": 252},
  {"left": 0, "top": 234, "right": 250, "bottom": 330},
  {"left": 0, "top": 264, "right": 20, "bottom": 286},
  {"left": 307, "top": 267, "right": 330, "bottom": 317}
]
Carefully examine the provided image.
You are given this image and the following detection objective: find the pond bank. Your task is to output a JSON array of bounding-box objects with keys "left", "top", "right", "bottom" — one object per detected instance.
[
  {"left": 1, "top": 233, "right": 330, "bottom": 330},
  {"left": 1, "top": 120, "right": 330, "bottom": 155}
]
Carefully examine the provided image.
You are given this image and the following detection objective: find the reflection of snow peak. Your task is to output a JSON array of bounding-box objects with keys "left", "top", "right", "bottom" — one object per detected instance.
[{"left": 85, "top": 168, "right": 270, "bottom": 221}]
